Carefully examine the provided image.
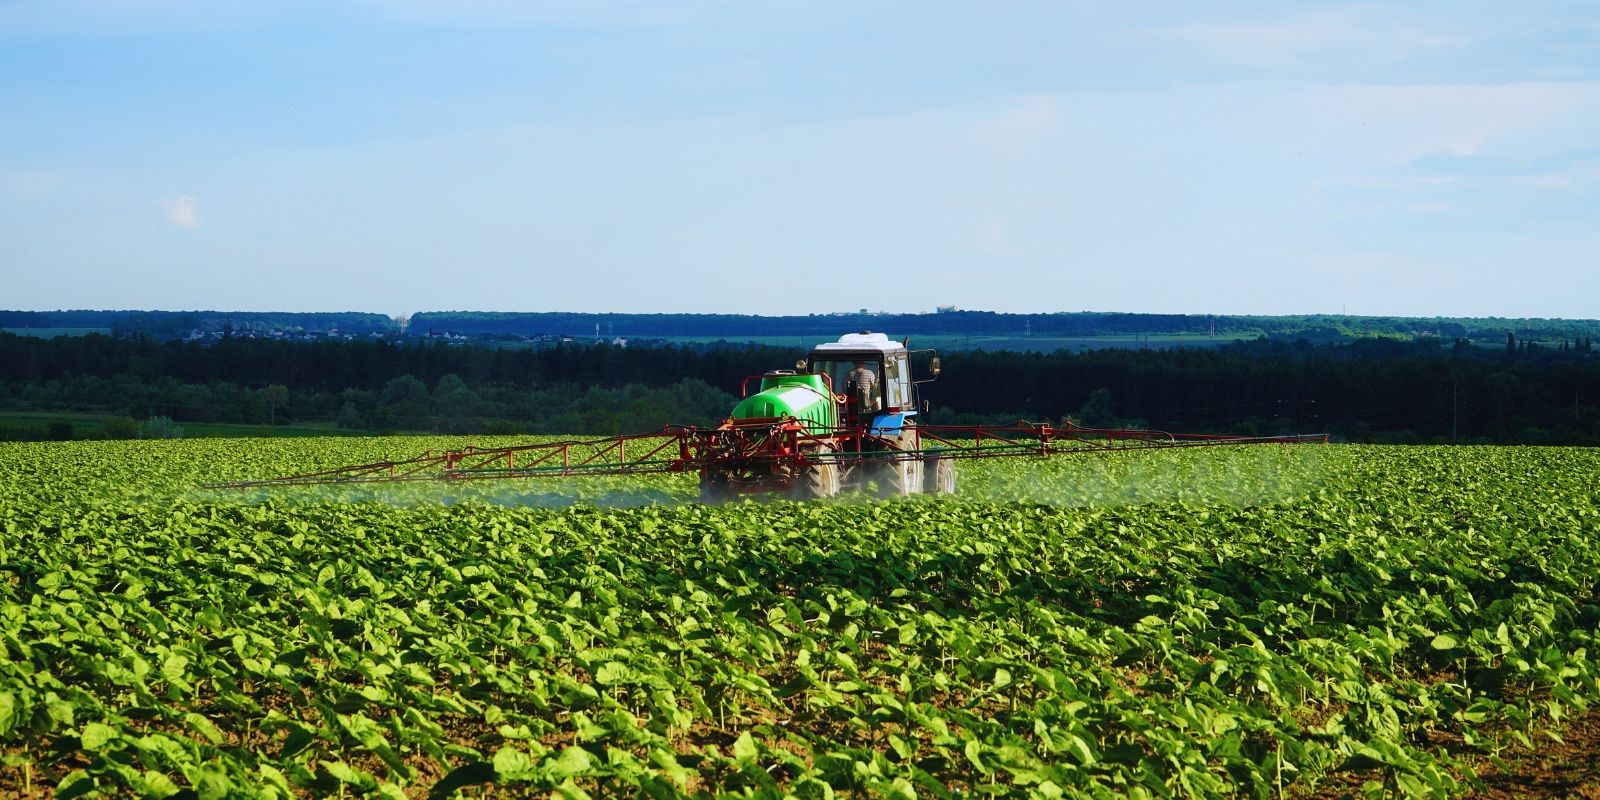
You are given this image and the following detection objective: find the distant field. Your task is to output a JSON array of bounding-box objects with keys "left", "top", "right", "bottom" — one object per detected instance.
[
  {"left": 6, "top": 325, "right": 1524, "bottom": 354},
  {"left": 1, "top": 326, "right": 112, "bottom": 338},
  {"left": 635, "top": 332, "right": 1254, "bottom": 352},
  {"left": 0, "top": 410, "right": 360, "bottom": 439}
]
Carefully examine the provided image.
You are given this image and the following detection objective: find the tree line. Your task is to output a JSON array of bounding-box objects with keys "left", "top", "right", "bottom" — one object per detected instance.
[
  {"left": 1, "top": 332, "right": 1597, "bottom": 444},
  {"left": 0, "top": 310, "right": 394, "bottom": 338},
  {"left": 411, "top": 310, "right": 1600, "bottom": 342},
  {"left": 10, "top": 308, "right": 1600, "bottom": 345}
]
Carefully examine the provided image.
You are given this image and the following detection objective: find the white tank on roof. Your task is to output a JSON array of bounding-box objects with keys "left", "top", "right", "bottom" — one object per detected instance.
[{"left": 810, "top": 331, "right": 905, "bottom": 354}]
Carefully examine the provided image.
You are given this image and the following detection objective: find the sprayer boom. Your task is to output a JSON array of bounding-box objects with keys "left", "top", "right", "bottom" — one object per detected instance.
[{"left": 203, "top": 421, "right": 1326, "bottom": 492}]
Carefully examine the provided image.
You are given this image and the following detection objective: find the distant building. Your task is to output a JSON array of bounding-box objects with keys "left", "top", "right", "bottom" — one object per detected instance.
[{"left": 936, "top": 305, "right": 958, "bottom": 314}]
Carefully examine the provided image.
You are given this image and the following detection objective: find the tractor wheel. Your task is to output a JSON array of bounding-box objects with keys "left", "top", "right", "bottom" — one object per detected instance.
[
  {"left": 698, "top": 472, "right": 735, "bottom": 504},
  {"left": 876, "top": 456, "right": 923, "bottom": 498},
  {"left": 923, "top": 457, "right": 956, "bottom": 495},
  {"left": 874, "top": 423, "right": 923, "bottom": 498},
  {"left": 792, "top": 459, "right": 839, "bottom": 501}
]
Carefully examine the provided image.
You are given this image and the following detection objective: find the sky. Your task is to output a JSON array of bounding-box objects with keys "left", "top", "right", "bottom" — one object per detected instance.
[{"left": 1, "top": 1, "right": 1597, "bottom": 318}]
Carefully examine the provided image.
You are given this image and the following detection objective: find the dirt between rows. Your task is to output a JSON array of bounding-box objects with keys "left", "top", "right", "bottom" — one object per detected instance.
[
  {"left": 1306, "top": 710, "right": 1600, "bottom": 799},
  {"left": 1462, "top": 711, "right": 1600, "bottom": 799},
  {"left": 5, "top": 699, "right": 1598, "bottom": 798}
]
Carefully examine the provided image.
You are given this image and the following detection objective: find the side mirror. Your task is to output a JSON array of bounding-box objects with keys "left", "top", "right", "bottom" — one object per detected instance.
[
  {"left": 929, "top": 357, "right": 941, "bottom": 376},
  {"left": 796, "top": 359, "right": 808, "bottom": 371}
]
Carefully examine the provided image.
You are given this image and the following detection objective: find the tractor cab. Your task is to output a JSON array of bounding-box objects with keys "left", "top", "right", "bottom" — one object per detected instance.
[{"left": 806, "top": 332, "right": 925, "bottom": 431}]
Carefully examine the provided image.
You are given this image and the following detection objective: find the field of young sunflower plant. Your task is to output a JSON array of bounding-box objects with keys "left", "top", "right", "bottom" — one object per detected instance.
[{"left": 0, "top": 437, "right": 1596, "bottom": 798}]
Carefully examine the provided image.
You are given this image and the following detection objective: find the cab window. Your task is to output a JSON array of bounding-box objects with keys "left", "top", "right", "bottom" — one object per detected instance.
[
  {"left": 884, "top": 354, "right": 909, "bottom": 408},
  {"left": 814, "top": 359, "right": 880, "bottom": 404}
]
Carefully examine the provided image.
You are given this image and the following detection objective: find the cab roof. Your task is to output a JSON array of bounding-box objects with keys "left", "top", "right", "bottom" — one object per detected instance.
[{"left": 809, "top": 332, "right": 905, "bottom": 356}]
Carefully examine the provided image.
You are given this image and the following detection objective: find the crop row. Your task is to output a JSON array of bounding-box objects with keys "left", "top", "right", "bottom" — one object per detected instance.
[{"left": 0, "top": 439, "right": 1596, "bottom": 797}]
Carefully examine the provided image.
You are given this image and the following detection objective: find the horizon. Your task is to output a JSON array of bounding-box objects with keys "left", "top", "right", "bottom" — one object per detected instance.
[
  {"left": 7, "top": 306, "right": 1600, "bottom": 324},
  {"left": 3, "top": 3, "right": 1598, "bottom": 317}
]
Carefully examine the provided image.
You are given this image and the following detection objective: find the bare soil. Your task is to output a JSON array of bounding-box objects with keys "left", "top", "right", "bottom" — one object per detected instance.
[
  {"left": 1303, "top": 710, "right": 1600, "bottom": 799},
  {"left": 1462, "top": 712, "right": 1600, "bottom": 799}
]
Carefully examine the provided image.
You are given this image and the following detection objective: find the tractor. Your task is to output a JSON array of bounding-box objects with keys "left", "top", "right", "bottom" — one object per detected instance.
[
  {"left": 207, "top": 331, "right": 1325, "bottom": 496},
  {"left": 698, "top": 331, "right": 949, "bottom": 502}
]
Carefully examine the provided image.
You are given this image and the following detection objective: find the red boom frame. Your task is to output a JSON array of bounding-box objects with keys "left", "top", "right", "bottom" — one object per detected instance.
[{"left": 203, "top": 418, "right": 1326, "bottom": 491}]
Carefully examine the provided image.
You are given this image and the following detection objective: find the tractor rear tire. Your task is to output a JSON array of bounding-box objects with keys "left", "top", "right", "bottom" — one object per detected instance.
[
  {"left": 923, "top": 457, "right": 956, "bottom": 495},
  {"left": 698, "top": 472, "right": 735, "bottom": 504},
  {"left": 792, "top": 460, "right": 839, "bottom": 500},
  {"left": 876, "top": 456, "right": 922, "bottom": 498}
]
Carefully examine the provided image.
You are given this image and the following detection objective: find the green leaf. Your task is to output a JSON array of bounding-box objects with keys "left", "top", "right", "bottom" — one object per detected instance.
[
  {"left": 1065, "top": 733, "right": 1097, "bottom": 766},
  {"left": 80, "top": 721, "right": 117, "bottom": 751},
  {"left": 877, "top": 777, "right": 918, "bottom": 800},
  {"left": 549, "top": 746, "right": 593, "bottom": 778},
  {"left": 376, "top": 783, "right": 410, "bottom": 800},
  {"left": 280, "top": 726, "right": 315, "bottom": 759},
  {"left": 732, "top": 731, "right": 758, "bottom": 763},
  {"left": 56, "top": 769, "right": 96, "bottom": 800},
  {"left": 595, "top": 662, "right": 628, "bottom": 686},
  {"left": 191, "top": 762, "right": 235, "bottom": 800},
  {"left": 46, "top": 693, "right": 76, "bottom": 727},
  {"left": 493, "top": 746, "right": 537, "bottom": 781},
  {"left": 888, "top": 733, "right": 915, "bottom": 762},
  {"left": 649, "top": 748, "right": 697, "bottom": 788},
  {"left": 162, "top": 653, "right": 189, "bottom": 683},
  {"left": 324, "top": 761, "right": 359, "bottom": 784},
  {"left": 142, "top": 771, "right": 183, "bottom": 798},
  {"left": 185, "top": 712, "right": 225, "bottom": 745},
  {"left": 1430, "top": 634, "right": 1459, "bottom": 650},
  {"left": 0, "top": 692, "right": 15, "bottom": 736},
  {"left": 963, "top": 739, "right": 990, "bottom": 774},
  {"left": 428, "top": 762, "right": 495, "bottom": 800},
  {"left": 992, "top": 668, "right": 1013, "bottom": 691}
]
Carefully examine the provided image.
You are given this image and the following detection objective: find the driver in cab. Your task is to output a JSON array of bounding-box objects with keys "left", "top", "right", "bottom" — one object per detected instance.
[{"left": 847, "top": 361, "right": 880, "bottom": 413}]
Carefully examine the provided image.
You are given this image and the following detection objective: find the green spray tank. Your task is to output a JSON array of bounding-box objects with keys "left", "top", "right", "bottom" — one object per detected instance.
[{"left": 728, "top": 372, "right": 836, "bottom": 433}]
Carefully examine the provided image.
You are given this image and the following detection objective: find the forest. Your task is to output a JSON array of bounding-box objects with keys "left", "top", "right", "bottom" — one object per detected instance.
[
  {"left": 1, "top": 331, "right": 1597, "bottom": 444},
  {"left": 411, "top": 310, "right": 1600, "bottom": 342},
  {"left": 8, "top": 308, "right": 1600, "bottom": 345},
  {"left": 0, "top": 310, "right": 394, "bottom": 338}
]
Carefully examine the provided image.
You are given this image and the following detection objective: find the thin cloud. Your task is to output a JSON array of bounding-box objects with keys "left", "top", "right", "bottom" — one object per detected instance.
[
  {"left": 1158, "top": 6, "right": 1470, "bottom": 70},
  {"left": 158, "top": 194, "right": 201, "bottom": 229},
  {"left": 976, "top": 95, "right": 1061, "bottom": 148},
  {"left": 352, "top": 0, "right": 702, "bottom": 27},
  {"left": 1407, "top": 202, "right": 1451, "bottom": 215},
  {"left": 1302, "top": 81, "right": 1600, "bottom": 163},
  {"left": 1512, "top": 161, "right": 1600, "bottom": 191},
  {"left": 1327, "top": 175, "right": 1457, "bottom": 191}
]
